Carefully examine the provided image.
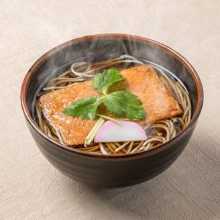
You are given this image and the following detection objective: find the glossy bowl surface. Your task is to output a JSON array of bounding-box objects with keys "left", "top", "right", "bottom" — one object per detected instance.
[{"left": 20, "top": 34, "right": 203, "bottom": 187}]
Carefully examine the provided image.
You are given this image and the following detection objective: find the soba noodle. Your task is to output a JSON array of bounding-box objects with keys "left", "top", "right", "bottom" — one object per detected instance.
[{"left": 35, "top": 55, "right": 191, "bottom": 155}]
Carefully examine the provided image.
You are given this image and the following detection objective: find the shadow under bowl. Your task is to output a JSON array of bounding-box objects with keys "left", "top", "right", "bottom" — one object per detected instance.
[{"left": 20, "top": 34, "right": 203, "bottom": 187}]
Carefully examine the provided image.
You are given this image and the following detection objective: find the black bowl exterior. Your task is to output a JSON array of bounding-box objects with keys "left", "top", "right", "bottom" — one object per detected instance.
[
  {"left": 27, "top": 120, "right": 195, "bottom": 187},
  {"left": 21, "top": 34, "right": 203, "bottom": 187}
]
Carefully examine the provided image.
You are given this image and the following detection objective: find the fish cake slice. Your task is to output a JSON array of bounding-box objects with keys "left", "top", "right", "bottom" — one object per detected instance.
[{"left": 39, "top": 65, "right": 182, "bottom": 145}]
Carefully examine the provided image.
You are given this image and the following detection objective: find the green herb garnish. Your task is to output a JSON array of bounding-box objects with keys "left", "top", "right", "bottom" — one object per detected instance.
[
  {"left": 103, "top": 91, "right": 145, "bottom": 120},
  {"left": 92, "top": 68, "right": 124, "bottom": 94},
  {"left": 63, "top": 68, "right": 146, "bottom": 120},
  {"left": 63, "top": 97, "right": 99, "bottom": 120}
]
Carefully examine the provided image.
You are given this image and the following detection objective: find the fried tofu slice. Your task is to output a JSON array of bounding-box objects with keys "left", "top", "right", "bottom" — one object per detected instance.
[
  {"left": 39, "top": 65, "right": 182, "bottom": 145},
  {"left": 120, "top": 65, "right": 182, "bottom": 123},
  {"left": 39, "top": 81, "right": 98, "bottom": 145}
]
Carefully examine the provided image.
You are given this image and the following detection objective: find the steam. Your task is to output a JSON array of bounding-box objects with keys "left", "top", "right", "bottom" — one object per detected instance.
[{"left": 31, "top": 35, "right": 190, "bottom": 117}]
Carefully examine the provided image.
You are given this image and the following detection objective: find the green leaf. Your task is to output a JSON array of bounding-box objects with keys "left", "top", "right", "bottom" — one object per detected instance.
[
  {"left": 63, "top": 97, "right": 99, "bottom": 120},
  {"left": 92, "top": 68, "right": 124, "bottom": 94},
  {"left": 103, "top": 91, "right": 146, "bottom": 120},
  {"left": 63, "top": 68, "right": 146, "bottom": 121}
]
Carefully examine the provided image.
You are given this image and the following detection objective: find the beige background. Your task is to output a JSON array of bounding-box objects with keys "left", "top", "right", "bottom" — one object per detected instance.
[{"left": 0, "top": 0, "right": 219, "bottom": 219}]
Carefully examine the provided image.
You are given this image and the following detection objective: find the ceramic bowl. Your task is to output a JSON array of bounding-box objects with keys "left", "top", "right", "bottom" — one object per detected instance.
[{"left": 20, "top": 34, "right": 203, "bottom": 187}]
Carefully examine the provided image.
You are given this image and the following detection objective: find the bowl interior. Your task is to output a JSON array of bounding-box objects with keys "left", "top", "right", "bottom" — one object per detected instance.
[{"left": 23, "top": 34, "right": 201, "bottom": 148}]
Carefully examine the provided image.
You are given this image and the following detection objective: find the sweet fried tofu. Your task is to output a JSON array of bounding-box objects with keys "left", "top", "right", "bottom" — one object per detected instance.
[
  {"left": 39, "top": 65, "right": 182, "bottom": 145},
  {"left": 121, "top": 65, "right": 182, "bottom": 123}
]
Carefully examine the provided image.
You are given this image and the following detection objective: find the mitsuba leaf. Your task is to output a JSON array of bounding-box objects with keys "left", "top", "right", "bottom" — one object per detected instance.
[
  {"left": 63, "top": 68, "right": 146, "bottom": 121},
  {"left": 63, "top": 97, "right": 99, "bottom": 120},
  {"left": 92, "top": 68, "right": 124, "bottom": 94},
  {"left": 103, "top": 91, "right": 145, "bottom": 120}
]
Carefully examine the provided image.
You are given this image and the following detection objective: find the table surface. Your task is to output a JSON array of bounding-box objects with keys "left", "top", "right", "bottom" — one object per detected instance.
[{"left": 0, "top": 0, "right": 220, "bottom": 219}]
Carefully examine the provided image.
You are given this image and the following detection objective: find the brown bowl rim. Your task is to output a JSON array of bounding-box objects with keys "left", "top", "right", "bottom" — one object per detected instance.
[{"left": 20, "top": 33, "right": 204, "bottom": 160}]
